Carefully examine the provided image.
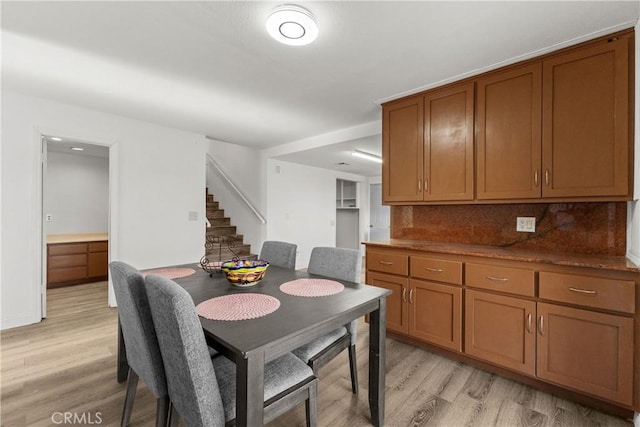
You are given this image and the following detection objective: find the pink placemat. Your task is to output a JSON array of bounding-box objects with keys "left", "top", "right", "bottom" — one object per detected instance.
[
  {"left": 279, "top": 278, "right": 344, "bottom": 297},
  {"left": 143, "top": 267, "right": 196, "bottom": 280},
  {"left": 196, "top": 293, "right": 280, "bottom": 321}
]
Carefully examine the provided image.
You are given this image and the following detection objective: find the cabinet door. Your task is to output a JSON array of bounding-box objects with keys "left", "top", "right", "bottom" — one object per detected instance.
[
  {"left": 409, "top": 279, "right": 462, "bottom": 351},
  {"left": 88, "top": 251, "right": 108, "bottom": 278},
  {"left": 367, "top": 271, "right": 408, "bottom": 334},
  {"left": 536, "top": 302, "right": 633, "bottom": 405},
  {"left": 542, "top": 37, "right": 629, "bottom": 198},
  {"left": 465, "top": 290, "right": 536, "bottom": 375},
  {"left": 424, "top": 82, "right": 474, "bottom": 201},
  {"left": 477, "top": 63, "right": 542, "bottom": 199},
  {"left": 382, "top": 95, "right": 424, "bottom": 202}
]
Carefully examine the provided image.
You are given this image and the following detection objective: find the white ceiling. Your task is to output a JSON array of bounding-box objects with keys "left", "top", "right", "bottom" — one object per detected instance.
[{"left": 2, "top": 1, "right": 638, "bottom": 177}]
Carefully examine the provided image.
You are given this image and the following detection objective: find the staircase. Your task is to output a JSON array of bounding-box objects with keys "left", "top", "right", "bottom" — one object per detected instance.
[{"left": 205, "top": 191, "right": 257, "bottom": 261}]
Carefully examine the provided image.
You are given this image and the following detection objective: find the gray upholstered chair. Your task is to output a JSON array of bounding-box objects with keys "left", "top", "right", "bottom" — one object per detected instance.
[
  {"left": 109, "top": 261, "right": 169, "bottom": 427},
  {"left": 293, "top": 247, "right": 362, "bottom": 394},
  {"left": 259, "top": 240, "right": 297, "bottom": 269},
  {"left": 144, "top": 274, "right": 318, "bottom": 427}
]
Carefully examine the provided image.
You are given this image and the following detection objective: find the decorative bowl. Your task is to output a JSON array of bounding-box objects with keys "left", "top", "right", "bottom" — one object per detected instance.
[{"left": 221, "top": 260, "right": 269, "bottom": 286}]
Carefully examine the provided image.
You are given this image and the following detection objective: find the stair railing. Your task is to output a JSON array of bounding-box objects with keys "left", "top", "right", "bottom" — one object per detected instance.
[{"left": 206, "top": 153, "right": 266, "bottom": 224}]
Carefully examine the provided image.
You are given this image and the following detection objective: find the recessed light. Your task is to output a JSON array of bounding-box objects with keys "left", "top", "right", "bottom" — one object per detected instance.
[
  {"left": 351, "top": 150, "right": 382, "bottom": 163},
  {"left": 70, "top": 147, "right": 85, "bottom": 151},
  {"left": 266, "top": 5, "right": 318, "bottom": 46},
  {"left": 50, "top": 137, "right": 62, "bottom": 141}
]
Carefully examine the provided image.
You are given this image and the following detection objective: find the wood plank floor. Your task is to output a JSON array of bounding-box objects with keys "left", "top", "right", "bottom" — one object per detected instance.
[{"left": 1, "top": 281, "right": 633, "bottom": 426}]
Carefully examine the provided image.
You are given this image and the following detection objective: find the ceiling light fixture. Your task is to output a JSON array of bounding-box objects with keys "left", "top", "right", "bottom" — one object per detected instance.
[
  {"left": 50, "top": 137, "right": 62, "bottom": 141},
  {"left": 70, "top": 147, "right": 85, "bottom": 151},
  {"left": 351, "top": 149, "right": 382, "bottom": 164},
  {"left": 266, "top": 5, "right": 318, "bottom": 46}
]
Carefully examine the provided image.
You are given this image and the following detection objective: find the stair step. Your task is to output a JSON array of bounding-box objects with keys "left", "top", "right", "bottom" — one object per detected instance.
[
  {"left": 206, "top": 225, "right": 237, "bottom": 237},
  {"left": 206, "top": 201, "right": 219, "bottom": 209},
  {"left": 206, "top": 209, "right": 225, "bottom": 218},
  {"left": 206, "top": 194, "right": 214, "bottom": 203},
  {"left": 204, "top": 245, "right": 254, "bottom": 260},
  {"left": 208, "top": 217, "right": 230, "bottom": 226}
]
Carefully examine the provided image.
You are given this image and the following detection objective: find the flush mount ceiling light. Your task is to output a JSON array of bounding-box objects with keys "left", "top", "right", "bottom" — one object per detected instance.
[
  {"left": 266, "top": 5, "right": 318, "bottom": 46},
  {"left": 49, "top": 137, "right": 62, "bottom": 141},
  {"left": 351, "top": 149, "right": 382, "bottom": 164},
  {"left": 70, "top": 147, "right": 85, "bottom": 151}
]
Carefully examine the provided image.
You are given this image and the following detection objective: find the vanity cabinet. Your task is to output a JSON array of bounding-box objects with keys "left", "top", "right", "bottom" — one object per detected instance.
[
  {"left": 47, "top": 240, "right": 108, "bottom": 288},
  {"left": 382, "top": 82, "right": 474, "bottom": 203},
  {"left": 383, "top": 30, "right": 633, "bottom": 204}
]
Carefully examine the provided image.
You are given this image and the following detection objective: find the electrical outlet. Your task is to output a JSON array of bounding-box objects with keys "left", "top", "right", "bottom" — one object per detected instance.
[
  {"left": 45, "top": 214, "right": 53, "bottom": 222},
  {"left": 516, "top": 216, "right": 536, "bottom": 232}
]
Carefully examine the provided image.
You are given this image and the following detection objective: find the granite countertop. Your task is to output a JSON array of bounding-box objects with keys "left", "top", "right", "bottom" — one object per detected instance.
[
  {"left": 364, "top": 239, "right": 640, "bottom": 273},
  {"left": 47, "top": 233, "right": 109, "bottom": 244}
]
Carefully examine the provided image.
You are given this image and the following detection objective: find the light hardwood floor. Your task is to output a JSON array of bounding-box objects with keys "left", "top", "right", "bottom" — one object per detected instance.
[{"left": 1, "top": 282, "right": 633, "bottom": 426}]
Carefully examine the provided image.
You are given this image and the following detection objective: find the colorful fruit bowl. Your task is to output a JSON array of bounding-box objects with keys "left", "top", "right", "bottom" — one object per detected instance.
[{"left": 221, "top": 260, "right": 270, "bottom": 287}]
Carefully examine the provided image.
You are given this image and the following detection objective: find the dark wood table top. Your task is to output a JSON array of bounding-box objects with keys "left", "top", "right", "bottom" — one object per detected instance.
[{"left": 173, "top": 264, "right": 391, "bottom": 362}]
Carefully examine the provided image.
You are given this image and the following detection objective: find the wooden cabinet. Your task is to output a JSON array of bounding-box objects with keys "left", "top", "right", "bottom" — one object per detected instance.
[
  {"left": 423, "top": 83, "right": 474, "bottom": 201},
  {"left": 382, "top": 95, "right": 424, "bottom": 202},
  {"left": 537, "top": 302, "right": 633, "bottom": 406},
  {"left": 366, "top": 248, "right": 463, "bottom": 352},
  {"left": 542, "top": 37, "right": 630, "bottom": 198},
  {"left": 382, "top": 82, "right": 474, "bottom": 203},
  {"left": 477, "top": 63, "right": 542, "bottom": 199},
  {"left": 47, "top": 240, "right": 108, "bottom": 288},
  {"left": 382, "top": 30, "right": 632, "bottom": 204},
  {"left": 365, "top": 243, "right": 639, "bottom": 411},
  {"left": 465, "top": 289, "right": 536, "bottom": 375},
  {"left": 410, "top": 279, "right": 462, "bottom": 351}
]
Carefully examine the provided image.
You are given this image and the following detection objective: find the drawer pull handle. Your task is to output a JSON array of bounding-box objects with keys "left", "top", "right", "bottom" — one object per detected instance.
[
  {"left": 538, "top": 315, "right": 544, "bottom": 336},
  {"left": 402, "top": 288, "right": 407, "bottom": 303},
  {"left": 425, "top": 267, "right": 443, "bottom": 273},
  {"left": 409, "top": 289, "right": 414, "bottom": 304},
  {"left": 486, "top": 276, "right": 508, "bottom": 282},
  {"left": 568, "top": 287, "right": 597, "bottom": 295},
  {"left": 527, "top": 313, "right": 532, "bottom": 333},
  {"left": 378, "top": 261, "right": 393, "bottom": 265}
]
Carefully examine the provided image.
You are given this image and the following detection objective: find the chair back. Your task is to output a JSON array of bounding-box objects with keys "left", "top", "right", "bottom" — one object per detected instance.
[
  {"left": 144, "top": 274, "right": 225, "bottom": 427},
  {"left": 259, "top": 241, "right": 297, "bottom": 269},
  {"left": 307, "top": 247, "right": 362, "bottom": 283},
  {"left": 109, "top": 261, "right": 166, "bottom": 397}
]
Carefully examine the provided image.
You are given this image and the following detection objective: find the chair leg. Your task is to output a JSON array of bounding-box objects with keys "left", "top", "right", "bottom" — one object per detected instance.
[
  {"left": 305, "top": 381, "right": 318, "bottom": 427},
  {"left": 121, "top": 368, "right": 139, "bottom": 427},
  {"left": 168, "top": 405, "right": 180, "bottom": 427},
  {"left": 155, "top": 395, "right": 170, "bottom": 427},
  {"left": 348, "top": 344, "right": 358, "bottom": 394}
]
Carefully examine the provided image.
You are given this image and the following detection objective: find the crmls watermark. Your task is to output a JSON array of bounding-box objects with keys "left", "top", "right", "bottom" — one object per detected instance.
[{"left": 51, "top": 412, "right": 103, "bottom": 425}]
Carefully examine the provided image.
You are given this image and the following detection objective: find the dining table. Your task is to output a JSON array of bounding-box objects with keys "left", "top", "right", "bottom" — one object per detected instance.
[{"left": 116, "top": 263, "right": 391, "bottom": 427}]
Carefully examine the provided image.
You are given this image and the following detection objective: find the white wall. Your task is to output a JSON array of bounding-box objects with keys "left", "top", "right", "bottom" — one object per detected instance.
[
  {"left": 206, "top": 139, "right": 265, "bottom": 257},
  {"left": 265, "top": 159, "right": 367, "bottom": 269},
  {"left": 1, "top": 91, "right": 206, "bottom": 329},
  {"left": 45, "top": 151, "right": 109, "bottom": 234}
]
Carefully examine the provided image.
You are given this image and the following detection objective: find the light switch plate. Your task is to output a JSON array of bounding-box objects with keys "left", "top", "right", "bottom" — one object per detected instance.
[
  {"left": 45, "top": 214, "right": 53, "bottom": 222},
  {"left": 517, "top": 216, "right": 536, "bottom": 232}
]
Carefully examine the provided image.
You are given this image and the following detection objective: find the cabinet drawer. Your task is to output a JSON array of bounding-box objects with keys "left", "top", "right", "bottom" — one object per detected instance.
[
  {"left": 367, "top": 250, "right": 409, "bottom": 276},
  {"left": 539, "top": 272, "right": 635, "bottom": 314},
  {"left": 89, "top": 241, "right": 108, "bottom": 252},
  {"left": 410, "top": 257, "right": 462, "bottom": 284},
  {"left": 48, "top": 243, "right": 87, "bottom": 255},
  {"left": 466, "top": 263, "right": 535, "bottom": 297},
  {"left": 48, "top": 266, "right": 87, "bottom": 283},
  {"left": 48, "top": 254, "right": 87, "bottom": 269}
]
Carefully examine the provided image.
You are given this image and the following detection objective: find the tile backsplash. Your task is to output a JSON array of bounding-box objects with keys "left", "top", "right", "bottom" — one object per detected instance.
[{"left": 391, "top": 202, "right": 626, "bottom": 256}]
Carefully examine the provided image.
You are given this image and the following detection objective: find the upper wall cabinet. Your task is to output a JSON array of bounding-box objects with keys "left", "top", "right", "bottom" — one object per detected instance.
[
  {"left": 477, "top": 63, "right": 542, "bottom": 200},
  {"left": 542, "top": 37, "right": 630, "bottom": 198},
  {"left": 383, "top": 30, "right": 633, "bottom": 205},
  {"left": 383, "top": 82, "right": 474, "bottom": 203},
  {"left": 382, "top": 95, "right": 424, "bottom": 202}
]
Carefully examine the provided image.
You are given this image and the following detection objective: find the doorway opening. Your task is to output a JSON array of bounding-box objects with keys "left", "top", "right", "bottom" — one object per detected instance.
[
  {"left": 41, "top": 135, "right": 111, "bottom": 318},
  {"left": 368, "top": 183, "right": 389, "bottom": 242}
]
